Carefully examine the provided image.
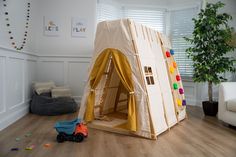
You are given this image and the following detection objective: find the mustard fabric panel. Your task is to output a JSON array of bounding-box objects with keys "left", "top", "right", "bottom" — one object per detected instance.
[
  {"left": 84, "top": 49, "right": 110, "bottom": 122},
  {"left": 84, "top": 48, "right": 137, "bottom": 132},
  {"left": 111, "top": 50, "right": 137, "bottom": 132}
]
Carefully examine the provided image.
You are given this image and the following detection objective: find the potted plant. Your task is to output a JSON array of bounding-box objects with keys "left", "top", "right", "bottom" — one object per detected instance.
[{"left": 184, "top": 1, "right": 236, "bottom": 116}]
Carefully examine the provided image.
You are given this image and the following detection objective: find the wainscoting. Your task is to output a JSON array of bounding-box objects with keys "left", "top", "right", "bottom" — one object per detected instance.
[
  {"left": 0, "top": 46, "right": 37, "bottom": 130},
  {"left": 0, "top": 46, "right": 93, "bottom": 131},
  {"left": 37, "top": 54, "right": 91, "bottom": 103}
]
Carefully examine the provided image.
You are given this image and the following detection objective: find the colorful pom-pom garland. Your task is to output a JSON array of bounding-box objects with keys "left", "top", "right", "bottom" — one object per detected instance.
[{"left": 2, "top": 0, "right": 31, "bottom": 50}]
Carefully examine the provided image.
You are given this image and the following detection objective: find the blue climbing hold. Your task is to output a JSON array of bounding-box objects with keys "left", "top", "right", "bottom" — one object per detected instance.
[{"left": 170, "top": 49, "right": 174, "bottom": 55}]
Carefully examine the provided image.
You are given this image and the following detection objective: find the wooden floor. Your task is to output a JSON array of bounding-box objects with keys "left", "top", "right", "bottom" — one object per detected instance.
[{"left": 0, "top": 106, "right": 236, "bottom": 157}]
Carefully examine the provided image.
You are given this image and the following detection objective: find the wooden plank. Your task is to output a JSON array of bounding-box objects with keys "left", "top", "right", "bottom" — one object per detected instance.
[{"left": 98, "top": 58, "right": 114, "bottom": 115}]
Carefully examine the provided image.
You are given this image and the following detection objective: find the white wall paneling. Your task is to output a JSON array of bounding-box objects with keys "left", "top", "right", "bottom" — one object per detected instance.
[
  {"left": 0, "top": 47, "right": 37, "bottom": 131},
  {"left": 0, "top": 46, "right": 91, "bottom": 130},
  {"left": 7, "top": 57, "right": 24, "bottom": 110},
  {"left": 37, "top": 55, "right": 91, "bottom": 103},
  {"left": 0, "top": 56, "right": 6, "bottom": 114},
  {"left": 68, "top": 61, "right": 90, "bottom": 102},
  {"left": 37, "top": 61, "right": 65, "bottom": 85},
  {"left": 25, "top": 59, "right": 37, "bottom": 102}
]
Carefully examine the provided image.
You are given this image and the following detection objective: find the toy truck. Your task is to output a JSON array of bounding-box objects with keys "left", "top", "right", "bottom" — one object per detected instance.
[{"left": 54, "top": 118, "right": 88, "bottom": 143}]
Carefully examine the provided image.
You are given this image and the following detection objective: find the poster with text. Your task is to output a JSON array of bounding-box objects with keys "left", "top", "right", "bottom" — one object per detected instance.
[
  {"left": 71, "top": 17, "right": 87, "bottom": 38},
  {"left": 43, "top": 16, "right": 61, "bottom": 36}
]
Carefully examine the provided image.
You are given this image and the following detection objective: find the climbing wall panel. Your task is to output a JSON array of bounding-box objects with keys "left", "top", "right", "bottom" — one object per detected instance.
[{"left": 158, "top": 33, "right": 186, "bottom": 121}]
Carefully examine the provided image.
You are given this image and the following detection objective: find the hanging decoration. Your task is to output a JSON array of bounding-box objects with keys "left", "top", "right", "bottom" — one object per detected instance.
[{"left": 2, "top": 0, "right": 31, "bottom": 50}]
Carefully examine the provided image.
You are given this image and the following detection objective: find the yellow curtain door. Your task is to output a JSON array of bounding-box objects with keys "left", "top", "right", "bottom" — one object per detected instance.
[{"left": 84, "top": 48, "right": 137, "bottom": 132}]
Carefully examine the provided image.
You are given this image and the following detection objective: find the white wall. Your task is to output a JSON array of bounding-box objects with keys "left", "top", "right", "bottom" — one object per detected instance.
[
  {"left": 34, "top": 0, "right": 97, "bottom": 102},
  {"left": 0, "top": 0, "right": 36, "bottom": 52},
  {"left": 32, "top": 0, "right": 97, "bottom": 55},
  {"left": 0, "top": 0, "right": 96, "bottom": 131},
  {"left": 36, "top": 55, "right": 91, "bottom": 103},
  {"left": 0, "top": 47, "right": 37, "bottom": 131}
]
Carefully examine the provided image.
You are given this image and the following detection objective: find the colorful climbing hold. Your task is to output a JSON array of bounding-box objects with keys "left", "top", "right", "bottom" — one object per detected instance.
[
  {"left": 15, "top": 137, "right": 21, "bottom": 141},
  {"left": 177, "top": 99, "right": 182, "bottom": 106},
  {"left": 179, "top": 88, "right": 184, "bottom": 94},
  {"left": 44, "top": 143, "right": 51, "bottom": 148},
  {"left": 11, "top": 148, "right": 19, "bottom": 151},
  {"left": 166, "top": 51, "right": 171, "bottom": 58},
  {"left": 169, "top": 66, "right": 175, "bottom": 74},
  {"left": 170, "top": 49, "right": 175, "bottom": 55},
  {"left": 25, "top": 132, "right": 32, "bottom": 137},
  {"left": 173, "top": 62, "right": 177, "bottom": 68},
  {"left": 173, "top": 83, "right": 178, "bottom": 90},
  {"left": 182, "top": 100, "right": 187, "bottom": 106},
  {"left": 25, "top": 144, "right": 35, "bottom": 150},
  {"left": 176, "top": 75, "right": 181, "bottom": 81}
]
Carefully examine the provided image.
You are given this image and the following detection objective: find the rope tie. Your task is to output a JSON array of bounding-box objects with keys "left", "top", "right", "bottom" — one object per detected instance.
[{"left": 129, "top": 91, "right": 135, "bottom": 95}]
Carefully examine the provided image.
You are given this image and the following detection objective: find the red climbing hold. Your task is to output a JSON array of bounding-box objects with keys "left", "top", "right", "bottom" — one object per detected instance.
[
  {"left": 166, "top": 51, "right": 171, "bottom": 58},
  {"left": 176, "top": 75, "right": 181, "bottom": 81}
]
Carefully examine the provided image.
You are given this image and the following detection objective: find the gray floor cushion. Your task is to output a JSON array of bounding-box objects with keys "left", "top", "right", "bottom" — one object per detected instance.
[{"left": 30, "top": 92, "right": 78, "bottom": 116}]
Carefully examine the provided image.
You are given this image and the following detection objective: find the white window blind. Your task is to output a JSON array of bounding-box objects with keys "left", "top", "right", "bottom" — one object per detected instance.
[
  {"left": 97, "top": 1, "right": 121, "bottom": 23},
  {"left": 122, "top": 7, "right": 166, "bottom": 33},
  {"left": 170, "top": 7, "right": 199, "bottom": 78},
  {"left": 97, "top": 1, "right": 166, "bottom": 33}
]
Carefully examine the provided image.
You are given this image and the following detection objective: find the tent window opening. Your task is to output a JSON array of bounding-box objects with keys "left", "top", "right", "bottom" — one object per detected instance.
[{"left": 144, "top": 66, "right": 155, "bottom": 85}]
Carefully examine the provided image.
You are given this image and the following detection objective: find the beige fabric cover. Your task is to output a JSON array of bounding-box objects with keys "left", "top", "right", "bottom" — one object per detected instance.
[
  {"left": 51, "top": 87, "right": 72, "bottom": 98},
  {"left": 33, "top": 81, "right": 55, "bottom": 95},
  {"left": 226, "top": 99, "right": 236, "bottom": 112},
  {"left": 78, "top": 19, "right": 186, "bottom": 139}
]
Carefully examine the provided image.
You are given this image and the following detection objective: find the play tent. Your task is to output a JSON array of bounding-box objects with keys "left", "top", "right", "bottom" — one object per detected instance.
[{"left": 78, "top": 19, "right": 186, "bottom": 139}]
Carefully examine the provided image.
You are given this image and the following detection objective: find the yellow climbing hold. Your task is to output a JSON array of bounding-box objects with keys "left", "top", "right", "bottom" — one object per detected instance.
[
  {"left": 169, "top": 66, "right": 175, "bottom": 74},
  {"left": 177, "top": 99, "right": 182, "bottom": 106}
]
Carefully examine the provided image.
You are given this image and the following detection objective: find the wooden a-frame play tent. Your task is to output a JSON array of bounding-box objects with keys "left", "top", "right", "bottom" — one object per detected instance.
[{"left": 78, "top": 19, "right": 186, "bottom": 139}]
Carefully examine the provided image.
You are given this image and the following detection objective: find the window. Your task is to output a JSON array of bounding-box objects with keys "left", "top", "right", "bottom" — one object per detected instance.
[
  {"left": 122, "top": 7, "right": 166, "bottom": 33},
  {"left": 144, "top": 66, "right": 155, "bottom": 85},
  {"left": 170, "top": 7, "right": 199, "bottom": 78},
  {"left": 97, "top": 1, "right": 166, "bottom": 33},
  {"left": 97, "top": 0, "right": 121, "bottom": 23}
]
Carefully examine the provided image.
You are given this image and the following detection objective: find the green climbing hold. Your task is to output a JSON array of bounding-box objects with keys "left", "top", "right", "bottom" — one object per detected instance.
[
  {"left": 15, "top": 137, "right": 21, "bottom": 141},
  {"left": 173, "top": 83, "right": 178, "bottom": 90}
]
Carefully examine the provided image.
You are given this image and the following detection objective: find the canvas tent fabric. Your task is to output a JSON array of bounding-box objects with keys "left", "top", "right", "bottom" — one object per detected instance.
[{"left": 78, "top": 19, "right": 186, "bottom": 139}]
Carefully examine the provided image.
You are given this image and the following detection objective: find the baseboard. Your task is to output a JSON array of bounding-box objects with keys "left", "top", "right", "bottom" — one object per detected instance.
[{"left": 0, "top": 105, "right": 29, "bottom": 131}]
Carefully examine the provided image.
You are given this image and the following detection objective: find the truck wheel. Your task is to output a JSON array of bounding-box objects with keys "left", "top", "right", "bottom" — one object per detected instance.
[
  {"left": 74, "top": 133, "right": 84, "bottom": 142},
  {"left": 57, "top": 133, "right": 66, "bottom": 143}
]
